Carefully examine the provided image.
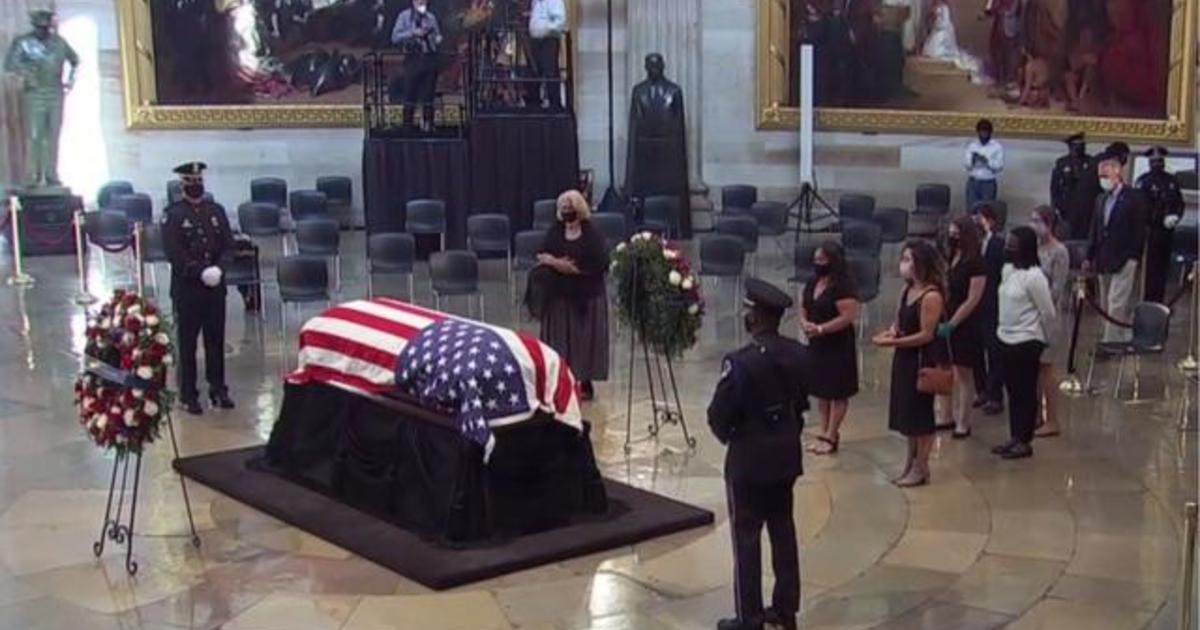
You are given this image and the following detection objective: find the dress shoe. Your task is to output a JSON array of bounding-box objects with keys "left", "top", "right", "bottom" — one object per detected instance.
[
  {"left": 991, "top": 439, "right": 1017, "bottom": 455},
  {"left": 972, "top": 397, "right": 988, "bottom": 409},
  {"left": 982, "top": 401, "right": 1004, "bottom": 415},
  {"left": 1000, "top": 442, "right": 1033, "bottom": 459},
  {"left": 180, "top": 399, "right": 203, "bottom": 415},
  {"left": 209, "top": 392, "right": 235, "bottom": 410},
  {"left": 717, "top": 619, "right": 762, "bottom": 630},
  {"left": 764, "top": 608, "right": 798, "bottom": 630}
]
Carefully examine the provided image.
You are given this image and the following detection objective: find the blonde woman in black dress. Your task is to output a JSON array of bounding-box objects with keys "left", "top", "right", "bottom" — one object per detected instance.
[
  {"left": 799, "top": 241, "right": 860, "bottom": 455},
  {"left": 872, "top": 240, "right": 946, "bottom": 487}
]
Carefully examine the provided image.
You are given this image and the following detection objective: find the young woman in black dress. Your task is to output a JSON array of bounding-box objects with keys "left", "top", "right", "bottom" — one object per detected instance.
[
  {"left": 872, "top": 240, "right": 945, "bottom": 487},
  {"left": 936, "top": 216, "right": 987, "bottom": 438},
  {"left": 799, "top": 241, "right": 860, "bottom": 455}
]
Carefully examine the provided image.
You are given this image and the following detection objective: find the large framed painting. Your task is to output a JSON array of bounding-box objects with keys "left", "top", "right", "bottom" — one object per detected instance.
[
  {"left": 117, "top": 0, "right": 573, "bottom": 129},
  {"left": 756, "top": 0, "right": 1197, "bottom": 142}
]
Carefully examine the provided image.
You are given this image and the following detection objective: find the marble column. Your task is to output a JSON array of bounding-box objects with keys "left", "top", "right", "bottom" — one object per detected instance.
[{"left": 626, "top": 0, "right": 705, "bottom": 195}]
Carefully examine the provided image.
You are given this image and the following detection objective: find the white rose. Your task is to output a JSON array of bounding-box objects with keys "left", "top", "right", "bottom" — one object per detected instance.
[
  {"left": 145, "top": 315, "right": 160, "bottom": 327},
  {"left": 83, "top": 396, "right": 95, "bottom": 408},
  {"left": 123, "top": 409, "right": 135, "bottom": 425},
  {"left": 615, "top": 242, "right": 626, "bottom": 252},
  {"left": 97, "top": 416, "right": 108, "bottom": 430},
  {"left": 127, "top": 304, "right": 141, "bottom": 315},
  {"left": 143, "top": 400, "right": 158, "bottom": 415},
  {"left": 135, "top": 366, "right": 154, "bottom": 380},
  {"left": 668, "top": 270, "right": 682, "bottom": 286},
  {"left": 109, "top": 405, "right": 120, "bottom": 415},
  {"left": 99, "top": 318, "right": 111, "bottom": 330},
  {"left": 640, "top": 231, "right": 652, "bottom": 240},
  {"left": 663, "top": 249, "right": 678, "bottom": 260},
  {"left": 162, "top": 354, "right": 174, "bottom": 366},
  {"left": 688, "top": 304, "right": 699, "bottom": 315},
  {"left": 681, "top": 277, "right": 694, "bottom": 291},
  {"left": 154, "top": 332, "right": 170, "bottom": 346},
  {"left": 122, "top": 333, "right": 135, "bottom": 346}
]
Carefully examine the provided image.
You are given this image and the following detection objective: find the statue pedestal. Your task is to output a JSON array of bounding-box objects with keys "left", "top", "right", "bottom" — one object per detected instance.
[{"left": 14, "top": 188, "right": 81, "bottom": 256}]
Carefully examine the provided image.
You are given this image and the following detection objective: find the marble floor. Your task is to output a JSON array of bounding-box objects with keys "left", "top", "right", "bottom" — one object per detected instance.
[{"left": 0, "top": 231, "right": 1195, "bottom": 630}]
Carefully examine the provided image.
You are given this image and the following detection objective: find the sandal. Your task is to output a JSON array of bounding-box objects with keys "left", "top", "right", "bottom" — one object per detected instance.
[
  {"left": 952, "top": 428, "right": 972, "bottom": 439},
  {"left": 1034, "top": 426, "right": 1061, "bottom": 438},
  {"left": 807, "top": 434, "right": 839, "bottom": 455},
  {"left": 935, "top": 421, "right": 956, "bottom": 431}
]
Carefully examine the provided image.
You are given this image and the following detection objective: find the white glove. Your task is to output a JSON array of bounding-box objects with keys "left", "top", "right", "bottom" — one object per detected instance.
[
  {"left": 1163, "top": 215, "right": 1181, "bottom": 230},
  {"left": 200, "top": 265, "right": 223, "bottom": 287}
]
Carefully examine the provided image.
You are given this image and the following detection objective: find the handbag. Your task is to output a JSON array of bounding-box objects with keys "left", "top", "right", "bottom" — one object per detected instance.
[{"left": 917, "top": 355, "right": 954, "bottom": 395}]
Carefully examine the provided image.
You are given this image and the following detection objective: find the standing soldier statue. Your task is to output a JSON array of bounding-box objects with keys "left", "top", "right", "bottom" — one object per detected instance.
[{"left": 4, "top": 9, "right": 78, "bottom": 189}]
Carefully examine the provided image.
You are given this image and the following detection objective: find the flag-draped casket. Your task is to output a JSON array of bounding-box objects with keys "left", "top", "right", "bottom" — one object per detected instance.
[{"left": 264, "top": 299, "right": 606, "bottom": 544}]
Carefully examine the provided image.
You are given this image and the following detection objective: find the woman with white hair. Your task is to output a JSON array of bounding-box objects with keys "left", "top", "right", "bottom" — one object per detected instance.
[{"left": 535, "top": 190, "right": 609, "bottom": 400}]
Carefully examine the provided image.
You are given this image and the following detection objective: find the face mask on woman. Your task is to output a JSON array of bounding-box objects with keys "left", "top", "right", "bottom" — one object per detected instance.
[
  {"left": 1030, "top": 220, "right": 1048, "bottom": 239},
  {"left": 899, "top": 260, "right": 914, "bottom": 281},
  {"left": 561, "top": 211, "right": 578, "bottom": 223}
]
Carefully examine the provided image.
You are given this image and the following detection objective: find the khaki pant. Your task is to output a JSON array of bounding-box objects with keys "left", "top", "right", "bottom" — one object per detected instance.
[{"left": 1099, "top": 259, "right": 1138, "bottom": 343}]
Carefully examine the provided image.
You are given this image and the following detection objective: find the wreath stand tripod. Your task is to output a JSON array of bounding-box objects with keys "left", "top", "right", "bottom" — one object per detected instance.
[
  {"left": 622, "top": 259, "right": 697, "bottom": 455},
  {"left": 787, "top": 181, "right": 838, "bottom": 249},
  {"left": 89, "top": 366, "right": 201, "bottom": 576}
]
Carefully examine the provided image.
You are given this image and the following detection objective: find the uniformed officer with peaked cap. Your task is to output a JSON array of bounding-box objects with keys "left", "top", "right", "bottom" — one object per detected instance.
[
  {"left": 161, "top": 161, "right": 235, "bottom": 414},
  {"left": 709, "top": 278, "right": 809, "bottom": 630},
  {"left": 1051, "top": 132, "right": 1099, "bottom": 240},
  {"left": 1136, "top": 146, "right": 1186, "bottom": 302}
]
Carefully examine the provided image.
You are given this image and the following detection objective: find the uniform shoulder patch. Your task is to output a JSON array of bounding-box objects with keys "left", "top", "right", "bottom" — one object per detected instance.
[{"left": 719, "top": 357, "right": 734, "bottom": 381}]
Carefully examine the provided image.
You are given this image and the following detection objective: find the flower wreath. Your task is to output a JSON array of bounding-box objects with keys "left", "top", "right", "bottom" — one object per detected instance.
[
  {"left": 610, "top": 231, "right": 704, "bottom": 359},
  {"left": 73, "top": 290, "right": 174, "bottom": 455}
]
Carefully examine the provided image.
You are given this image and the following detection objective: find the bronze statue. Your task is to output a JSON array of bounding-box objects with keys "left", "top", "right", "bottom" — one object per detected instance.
[
  {"left": 626, "top": 53, "right": 691, "bottom": 237},
  {"left": 4, "top": 9, "right": 78, "bottom": 189}
]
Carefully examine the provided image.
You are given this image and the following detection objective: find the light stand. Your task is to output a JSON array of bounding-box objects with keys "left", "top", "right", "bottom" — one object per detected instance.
[{"left": 786, "top": 45, "right": 837, "bottom": 249}]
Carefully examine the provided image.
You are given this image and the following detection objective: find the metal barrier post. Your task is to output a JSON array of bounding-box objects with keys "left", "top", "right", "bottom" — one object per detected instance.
[
  {"left": 1179, "top": 263, "right": 1198, "bottom": 373},
  {"left": 1181, "top": 502, "right": 1197, "bottom": 630},
  {"left": 133, "top": 223, "right": 145, "bottom": 296},
  {"left": 1060, "top": 275, "right": 1087, "bottom": 395},
  {"left": 72, "top": 210, "right": 96, "bottom": 304},
  {"left": 5, "top": 195, "right": 34, "bottom": 286}
]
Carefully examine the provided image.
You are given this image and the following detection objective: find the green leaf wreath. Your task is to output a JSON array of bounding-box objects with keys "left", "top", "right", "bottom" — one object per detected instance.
[{"left": 610, "top": 232, "right": 705, "bottom": 359}]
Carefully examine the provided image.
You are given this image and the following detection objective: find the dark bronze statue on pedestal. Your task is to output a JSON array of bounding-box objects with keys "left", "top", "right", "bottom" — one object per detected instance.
[{"left": 625, "top": 53, "right": 691, "bottom": 238}]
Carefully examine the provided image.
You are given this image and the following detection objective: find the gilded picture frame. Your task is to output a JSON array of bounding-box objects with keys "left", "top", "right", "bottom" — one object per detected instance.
[
  {"left": 117, "top": 0, "right": 577, "bottom": 130},
  {"left": 755, "top": 0, "right": 1197, "bottom": 143}
]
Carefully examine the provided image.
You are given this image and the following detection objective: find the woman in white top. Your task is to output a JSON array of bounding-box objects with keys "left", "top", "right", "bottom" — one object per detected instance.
[
  {"left": 991, "top": 226, "right": 1057, "bottom": 460},
  {"left": 1031, "top": 206, "right": 1069, "bottom": 438}
]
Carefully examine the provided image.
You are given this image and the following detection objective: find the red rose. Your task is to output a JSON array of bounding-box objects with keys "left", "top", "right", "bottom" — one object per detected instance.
[{"left": 124, "top": 317, "right": 142, "bottom": 333}]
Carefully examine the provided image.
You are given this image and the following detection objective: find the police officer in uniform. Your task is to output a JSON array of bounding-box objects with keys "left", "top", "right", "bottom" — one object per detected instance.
[
  {"left": 1050, "top": 132, "right": 1099, "bottom": 240},
  {"left": 708, "top": 278, "right": 808, "bottom": 630},
  {"left": 1136, "top": 146, "right": 1186, "bottom": 302},
  {"left": 162, "top": 162, "right": 236, "bottom": 415}
]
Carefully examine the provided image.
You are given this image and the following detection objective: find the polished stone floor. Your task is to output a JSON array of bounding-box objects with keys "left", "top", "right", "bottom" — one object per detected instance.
[{"left": 0, "top": 232, "right": 1195, "bottom": 630}]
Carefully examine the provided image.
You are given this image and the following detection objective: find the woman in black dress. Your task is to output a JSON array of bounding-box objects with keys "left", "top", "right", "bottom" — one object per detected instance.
[
  {"left": 537, "top": 190, "right": 609, "bottom": 400},
  {"left": 799, "top": 241, "right": 860, "bottom": 455},
  {"left": 872, "top": 240, "right": 945, "bottom": 487},
  {"left": 937, "top": 216, "right": 987, "bottom": 438}
]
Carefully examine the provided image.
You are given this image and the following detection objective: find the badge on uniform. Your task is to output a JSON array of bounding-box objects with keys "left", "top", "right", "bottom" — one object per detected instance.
[
  {"left": 182, "top": 219, "right": 193, "bottom": 228},
  {"left": 720, "top": 358, "right": 733, "bottom": 381}
]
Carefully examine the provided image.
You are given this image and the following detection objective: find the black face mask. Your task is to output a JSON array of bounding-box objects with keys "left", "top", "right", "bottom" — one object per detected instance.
[
  {"left": 812, "top": 262, "right": 831, "bottom": 277},
  {"left": 183, "top": 183, "right": 205, "bottom": 200},
  {"left": 561, "top": 211, "right": 578, "bottom": 223},
  {"left": 1004, "top": 248, "right": 1019, "bottom": 263},
  {"left": 743, "top": 312, "right": 755, "bottom": 334},
  {"left": 947, "top": 236, "right": 960, "bottom": 250}
]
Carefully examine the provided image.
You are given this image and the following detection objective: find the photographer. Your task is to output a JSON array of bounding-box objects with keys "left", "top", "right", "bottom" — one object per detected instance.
[{"left": 392, "top": 0, "right": 443, "bottom": 131}]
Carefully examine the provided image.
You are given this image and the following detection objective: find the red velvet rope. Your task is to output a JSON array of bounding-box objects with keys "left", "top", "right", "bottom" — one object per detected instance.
[
  {"left": 21, "top": 216, "right": 75, "bottom": 248},
  {"left": 1081, "top": 266, "right": 1193, "bottom": 328},
  {"left": 87, "top": 234, "right": 133, "bottom": 254}
]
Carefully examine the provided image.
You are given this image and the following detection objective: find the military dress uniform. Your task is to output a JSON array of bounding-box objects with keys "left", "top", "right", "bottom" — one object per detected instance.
[
  {"left": 161, "top": 162, "right": 234, "bottom": 413},
  {"left": 1136, "top": 146, "right": 1186, "bottom": 303},
  {"left": 1050, "top": 133, "right": 1099, "bottom": 240},
  {"left": 708, "top": 279, "right": 809, "bottom": 630}
]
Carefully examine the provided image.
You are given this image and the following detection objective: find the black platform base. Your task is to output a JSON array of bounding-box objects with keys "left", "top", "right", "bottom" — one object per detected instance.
[
  {"left": 15, "top": 190, "right": 82, "bottom": 256},
  {"left": 175, "top": 445, "right": 714, "bottom": 589}
]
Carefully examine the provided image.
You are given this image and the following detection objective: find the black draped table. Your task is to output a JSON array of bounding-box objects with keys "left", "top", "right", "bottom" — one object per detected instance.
[{"left": 363, "top": 115, "right": 579, "bottom": 241}]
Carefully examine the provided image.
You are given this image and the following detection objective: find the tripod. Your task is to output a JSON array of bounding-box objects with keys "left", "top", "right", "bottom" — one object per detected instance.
[{"left": 787, "top": 181, "right": 838, "bottom": 248}]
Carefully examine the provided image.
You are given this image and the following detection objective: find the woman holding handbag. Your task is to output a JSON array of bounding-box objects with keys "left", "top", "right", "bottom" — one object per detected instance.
[
  {"left": 873, "top": 240, "right": 947, "bottom": 487},
  {"left": 991, "top": 226, "right": 1058, "bottom": 460}
]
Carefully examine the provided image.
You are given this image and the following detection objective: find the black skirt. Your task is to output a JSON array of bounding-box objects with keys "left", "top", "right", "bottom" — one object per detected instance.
[{"left": 540, "top": 291, "right": 610, "bottom": 382}]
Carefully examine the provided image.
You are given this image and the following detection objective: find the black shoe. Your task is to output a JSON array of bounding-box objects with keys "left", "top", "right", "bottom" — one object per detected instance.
[
  {"left": 991, "top": 439, "right": 1017, "bottom": 455},
  {"left": 717, "top": 619, "right": 762, "bottom": 630},
  {"left": 764, "top": 608, "right": 797, "bottom": 630},
  {"left": 982, "top": 401, "right": 1004, "bottom": 415},
  {"left": 1001, "top": 442, "right": 1033, "bottom": 459},
  {"left": 580, "top": 380, "right": 595, "bottom": 401},
  {"left": 209, "top": 392, "right": 235, "bottom": 410},
  {"left": 972, "top": 397, "right": 988, "bottom": 409},
  {"left": 952, "top": 428, "right": 972, "bottom": 440},
  {"left": 180, "top": 399, "right": 203, "bottom": 415}
]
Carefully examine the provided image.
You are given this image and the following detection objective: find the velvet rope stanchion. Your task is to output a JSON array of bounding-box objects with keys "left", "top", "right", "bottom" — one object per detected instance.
[
  {"left": 5, "top": 195, "right": 35, "bottom": 286},
  {"left": 1177, "top": 263, "right": 1198, "bottom": 374},
  {"left": 72, "top": 211, "right": 97, "bottom": 305},
  {"left": 1059, "top": 275, "right": 1089, "bottom": 396},
  {"left": 1180, "top": 502, "right": 1197, "bottom": 630},
  {"left": 133, "top": 223, "right": 145, "bottom": 296}
]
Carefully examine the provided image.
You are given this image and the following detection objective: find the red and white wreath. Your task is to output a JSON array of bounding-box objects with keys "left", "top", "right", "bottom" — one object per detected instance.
[{"left": 74, "top": 290, "right": 174, "bottom": 454}]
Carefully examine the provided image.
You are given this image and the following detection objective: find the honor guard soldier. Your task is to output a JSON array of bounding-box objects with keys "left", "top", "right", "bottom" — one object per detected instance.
[
  {"left": 1136, "top": 146, "right": 1185, "bottom": 302},
  {"left": 1050, "top": 133, "right": 1099, "bottom": 240},
  {"left": 708, "top": 278, "right": 809, "bottom": 630},
  {"left": 162, "top": 162, "right": 235, "bottom": 414}
]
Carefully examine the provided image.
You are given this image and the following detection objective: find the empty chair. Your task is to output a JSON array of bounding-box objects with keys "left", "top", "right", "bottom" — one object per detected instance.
[
  {"left": 1172, "top": 222, "right": 1198, "bottom": 266},
  {"left": 110, "top": 192, "right": 153, "bottom": 224},
  {"left": 590, "top": 212, "right": 627, "bottom": 253},
  {"left": 294, "top": 218, "right": 341, "bottom": 289},
  {"left": 405, "top": 198, "right": 447, "bottom": 249},
  {"left": 85, "top": 211, "right": 135, "bottom": 283},
  {"left": 513, "top": 229, "right": 546, "bottom": 306},
  {"left": 914, "top": 183, "right": 951, "bottom": 215},
  {"left": 838, "top": 193, "right": 876, "bottom": 224},
  {"left": 467, "top": 213, "right": 513, "bottom": 283},
  {"left": 1086, "top": 302, "right": 1171, "bottom": 400},
  {"left": 429, "top": 250, "right": 483, "bottom": 317},
  {"left": 971, "top": 199, "right": 1008, "bottom": 231},
  {"left": 532, "top": 198, "right": 558, "bottom": 231},
  {"left": 842, "top": 220, "right": 883, "bottom": 258},
  {"left": 97, "top": 180, "right": 134, "bottom": 209},
  {"left": 138, "top": 222, "right": 169, "bottom": 298},
  {"left": 642, "top": 195, "right": 681, "bottom": 237},
  {"left": 289, "top": 190, "right": 329, "bottom": 224},
  {"left": 750, "top": 201, "right": 789, "bottom": 236},
  {"left": 698, "top": 234, "right": 746, "bottom": 324},
  {"left": 277, "top": 255, "right": 331, "bottom": 367},
  {"left": 715, "top": 214, "right": 759, "bottom": 260},
  {"left": 367, "top": 232, "right": 416, "bottom": 299},
  {"left": 873, "top": 207, "right": 909, "bottom": 244},
  {"left": 316, "top": 176, "right": 354, "bottom": 228},
  {"left": 721, "top": 184, "right": 758, "bottom": 213},
  {"left": 1175, "top": 169, "right": 1197, "bottom": 190},
  {"left": 251, "top": 177, "right": 288, "bottom": 208},
  {"left": 788, "top": 241, "right": 820, "bottom": 299},
  {"left": 238, "top": 202, "right": 283, "bottom": 237},
  {"left": 221, "top": 247, "right": 265, "bottom": 320},
  {"left": 847, "top": 255, "right": 882, "bottom": 334}
]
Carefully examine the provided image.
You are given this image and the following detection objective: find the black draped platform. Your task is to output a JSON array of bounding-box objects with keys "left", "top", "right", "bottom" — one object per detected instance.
[{"left": 363, "top": 115, "right": 579, "bottom": 241}]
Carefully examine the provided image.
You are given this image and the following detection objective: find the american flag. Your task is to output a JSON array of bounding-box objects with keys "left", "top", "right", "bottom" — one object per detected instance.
[{"left": 287, "top": 298, "right": 582, "bottom": 450}]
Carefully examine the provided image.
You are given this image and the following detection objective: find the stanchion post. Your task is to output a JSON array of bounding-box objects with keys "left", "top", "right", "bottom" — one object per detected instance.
[
  {"left": 1179, "top": 263, "right": 1198, "bottom": 373},
  {"left": 1060, "top": 275, "right": 1087, "bottom": 395},
  {"left": 1181, "top": 502, "right": 1197, "bottom": 630},
  {"left": 5, "top": 195, "right": 34, "bottom": 286},
  {"left": 133, "top": 223, "right": 145, "bottom": 296},
  {"left": 72, "top": 210, "right": 97, "bottom": 305}
]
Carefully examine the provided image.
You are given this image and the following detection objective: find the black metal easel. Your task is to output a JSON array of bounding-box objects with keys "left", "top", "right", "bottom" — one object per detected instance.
[{"left": 621, "top": 259, "right": 697, "bottom": 455}]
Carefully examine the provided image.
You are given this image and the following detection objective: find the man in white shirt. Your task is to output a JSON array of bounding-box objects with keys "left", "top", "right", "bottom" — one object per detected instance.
[
  {"left": 528, "top": 0, "right": 567, "bottom": 110},
  {"left": 964, "top": 119, "right": 1004, "bottom": 211}
]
